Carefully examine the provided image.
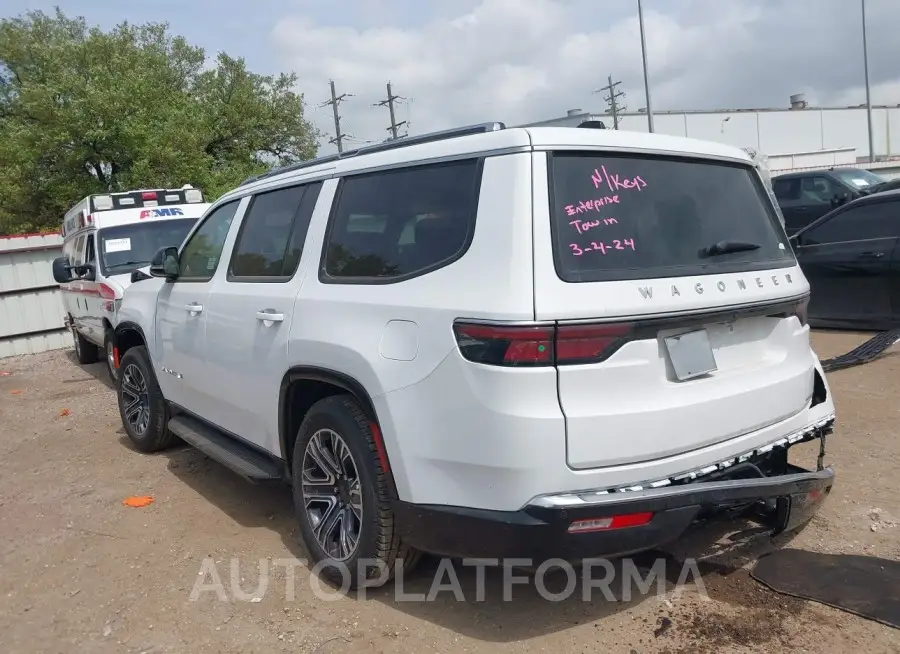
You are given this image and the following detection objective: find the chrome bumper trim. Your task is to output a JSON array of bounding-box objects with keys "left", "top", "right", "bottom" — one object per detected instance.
[{"left": 530, "top": 414, "right": 835, "bottom": 508}]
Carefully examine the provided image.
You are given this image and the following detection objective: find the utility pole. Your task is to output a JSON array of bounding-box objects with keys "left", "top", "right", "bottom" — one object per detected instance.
[
  {"left": 637, "top": 0, "right": 654, "bottom": 132},
  {"left": 374, "top": 82, "right": 408, "bottom": 140},
  {"left": 321, "top": 80, "right": 352, "bottom": 153},
  {"left": 861, "top": 0, "right": 875, "bottom": 162},
  {"left": 596, "top": 75, "right": 626, "bottom": 129}
]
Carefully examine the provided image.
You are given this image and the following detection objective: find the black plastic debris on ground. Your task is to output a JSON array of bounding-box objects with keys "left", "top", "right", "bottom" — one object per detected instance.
[
  {"left": 820, "top": 328, "right": 900, "bottom": 373},
  {"left": 751, "top": 548, "right": 900, "bottom": 629}
]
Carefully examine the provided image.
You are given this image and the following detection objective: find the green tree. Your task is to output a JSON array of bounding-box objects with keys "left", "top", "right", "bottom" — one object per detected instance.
[{"left": 0, "top": 7, "right": 320, "bottom": 234}]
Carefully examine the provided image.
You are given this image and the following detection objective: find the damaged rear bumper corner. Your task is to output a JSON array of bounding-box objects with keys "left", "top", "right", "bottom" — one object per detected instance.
[
  {"left": 392, "top": 418, "right": 835, "bottom": 562},
  {"left": 393, "top": 464, "right": 833, "bottom": 562}
]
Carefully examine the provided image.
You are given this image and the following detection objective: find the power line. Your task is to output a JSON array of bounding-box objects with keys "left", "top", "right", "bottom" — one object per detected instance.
[
  {"left": 374, "top": 82, "right": 408, "bottom": 140},
  {"left": 595, "top": 75, "right": 626, "bottom": 129},
  {"left": 318, "top": 80, "right": 353, "bottom": 153}
]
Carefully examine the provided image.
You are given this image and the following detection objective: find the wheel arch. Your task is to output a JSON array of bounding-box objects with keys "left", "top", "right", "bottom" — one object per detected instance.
[
  {"left": 279, "top": 366, "right": 397, "bottom": 496},
  {"left": 113, "top": 321, "right": 148, "bottom": 360}
]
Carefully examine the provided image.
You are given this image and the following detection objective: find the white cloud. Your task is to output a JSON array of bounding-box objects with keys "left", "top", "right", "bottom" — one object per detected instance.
[
  {"left": 272, "top": 0, "right": 900, "bottom": 154},
  {"left": 830, "top": 80, "right": 900, "bottom": 109}
]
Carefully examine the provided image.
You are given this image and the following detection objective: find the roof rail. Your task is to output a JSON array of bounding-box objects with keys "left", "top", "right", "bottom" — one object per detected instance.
[
  {"left": 354, "top": 122, "right": 506, "bottom": 157},
  {"left": 239, "top": 150, "right": 360, "bottom": 187},
  {"left": 237, "top": 122, "right": 505, "bottom": 187},
  {"left": 239, "top": 173, "right": 263, "bottom": 185}
]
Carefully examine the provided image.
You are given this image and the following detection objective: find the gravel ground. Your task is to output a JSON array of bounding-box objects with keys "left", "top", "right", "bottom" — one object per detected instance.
[{"left": 0, "top": 330, "right": 898, "bottom": 653}]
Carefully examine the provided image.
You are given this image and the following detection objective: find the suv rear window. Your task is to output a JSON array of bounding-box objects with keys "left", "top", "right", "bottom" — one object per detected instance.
[{"left": 549, "top": 152, "right": 794, "bottom": 282}]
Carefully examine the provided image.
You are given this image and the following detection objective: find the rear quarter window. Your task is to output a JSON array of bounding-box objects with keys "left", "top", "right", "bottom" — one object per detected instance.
[
  {"left": 320, "top": 159, "right": 481, "bottom": 283},
  {"left": 549, "top": 152, "right": 794, "bottom": 282},
  {"left": 773, "top": 177, "right": 801, "bottom": 202}
]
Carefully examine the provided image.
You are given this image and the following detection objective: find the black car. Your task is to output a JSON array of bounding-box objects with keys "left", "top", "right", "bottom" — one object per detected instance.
[
  {"left": 773, "top": 167, "right": 886, "bottom": 236},
  {"left": 868, "top": 176, "right": 900, "bottom": 195},
  {"left": 790, "top": 189, "right": 900, "bottom": 330}
]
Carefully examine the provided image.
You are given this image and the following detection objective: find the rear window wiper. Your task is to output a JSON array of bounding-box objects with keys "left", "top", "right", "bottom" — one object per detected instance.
[{"left": 698, "top": 240, "right": 762, "bottom": 258}]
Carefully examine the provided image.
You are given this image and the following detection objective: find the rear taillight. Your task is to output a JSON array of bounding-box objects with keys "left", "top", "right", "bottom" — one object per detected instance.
[
  {"left": 453, "top": 321, "right": 633, "bottom": 367},
  {"left": 556, "top": 323, "right": 633, "bottom": 365},
  {"left": 452, "top": 323, "right": 553, "bottom": 367}
]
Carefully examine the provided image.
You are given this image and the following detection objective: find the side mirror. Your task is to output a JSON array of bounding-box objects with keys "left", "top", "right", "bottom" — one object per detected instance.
[
  {"left": 52, "top": 257, "right": 73, "bottom": 284},
  {"left": 149, "top": 246, "right": 179, "bottom": 280},
  {"left": 831, "top": 193, "right": 849, "bottom": 207}
]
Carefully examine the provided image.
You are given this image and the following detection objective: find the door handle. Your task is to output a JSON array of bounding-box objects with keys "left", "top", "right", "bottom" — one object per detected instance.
[
  {"left": 256, "top": 310, "right": 284, "bottom": 323},
  {"left": 185, "top": 303, "right": 203, "bottom": 313},
  {"left": 860, "top": 251, "right": 884, "bottom": 259}
]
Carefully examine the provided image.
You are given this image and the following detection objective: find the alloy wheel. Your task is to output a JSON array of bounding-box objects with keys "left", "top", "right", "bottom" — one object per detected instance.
[
  {"left": 301, "top": 428, "right": 363, "bottom": 561},
  {"left": 120, "top": 363, "right": 150, "bottom": 435}
]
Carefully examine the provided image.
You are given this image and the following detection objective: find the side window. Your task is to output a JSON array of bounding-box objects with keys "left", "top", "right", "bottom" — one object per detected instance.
[
  {"left": 63, "top": 238, "right": 74, "bottom": 263},
  {"left": 228, "top": 181, "right": 323, "bottom": 280},
  {"left": 85, "top": 235, "right": 96, "bottom": 265},
  {"left": 178, "top": 200, "right": 241, "bottom": 281},
  {"left": 773, "top": 178, "right": 800, "bottom": 202},
  {"left": 322, "top": 159, "right": 480, "bottom": 282},
  {"left": 804, "top": 202, "right": 899, "bottom": 245},
  {"left": 800, "top": 176, "right": 839, "bottom": 203},
  {"left": 72, "top": 235, "right": 86, "bottom": 266}
]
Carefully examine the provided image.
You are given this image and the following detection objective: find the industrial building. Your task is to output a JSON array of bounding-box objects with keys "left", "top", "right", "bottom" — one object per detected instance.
[{"left": 519, "top": 94, "right": 900, "bottom": 176}]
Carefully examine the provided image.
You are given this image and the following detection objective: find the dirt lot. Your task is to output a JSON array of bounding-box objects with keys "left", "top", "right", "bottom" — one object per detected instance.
[{"left": 1, "top": 331, "right": 898, "bottom": 653}]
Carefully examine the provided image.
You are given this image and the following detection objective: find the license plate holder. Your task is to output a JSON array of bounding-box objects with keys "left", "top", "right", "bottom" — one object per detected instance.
[{"left": 664, "top": 328, "right": 717, "bottom": 381}]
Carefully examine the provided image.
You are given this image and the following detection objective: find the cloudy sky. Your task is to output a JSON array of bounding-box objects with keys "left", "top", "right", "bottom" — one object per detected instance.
[{"left": 7, "top": 0, "right": 900, "bottom": 154}]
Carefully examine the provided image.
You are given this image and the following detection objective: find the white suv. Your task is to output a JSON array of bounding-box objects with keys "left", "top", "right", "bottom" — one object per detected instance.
[{"left": 112, "top": 123, "right": 837, "bottom": 587}]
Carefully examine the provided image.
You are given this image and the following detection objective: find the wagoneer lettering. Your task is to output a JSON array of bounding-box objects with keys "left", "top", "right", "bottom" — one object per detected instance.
[{"left": 638, "top": 272, "right": 796, "bottom": 301}]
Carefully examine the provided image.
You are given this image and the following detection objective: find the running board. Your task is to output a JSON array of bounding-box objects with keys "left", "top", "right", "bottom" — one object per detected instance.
[{"left": 167, "top": 415, "right": 282, "bottom": 483}]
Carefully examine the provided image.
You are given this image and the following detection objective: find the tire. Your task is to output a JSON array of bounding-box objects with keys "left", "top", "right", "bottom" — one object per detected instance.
[
  {"left": 292, "top": 394, "right": 421, "bottom": 590},
  {"left": 72, "top": 325, "right": 100, "bottom": 364},
  {"left": 103, "top": 328, "right": 118, "bottom": 383},
  {"left": 116, "top": 345, "right": 174, "bottom": 453}
]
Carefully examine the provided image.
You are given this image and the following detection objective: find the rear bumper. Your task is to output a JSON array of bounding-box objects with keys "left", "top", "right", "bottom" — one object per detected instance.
[{"left": 393, "top": 463, "right": 834, "bottom": 561}]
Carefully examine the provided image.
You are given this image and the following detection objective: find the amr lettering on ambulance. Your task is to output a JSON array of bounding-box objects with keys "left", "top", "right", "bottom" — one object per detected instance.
[
  {"left": 54, "top": 186, "right": 211, "bottom": 381},
  {"left": 140, "top": 207, "right": 185, "bottom": 219}
]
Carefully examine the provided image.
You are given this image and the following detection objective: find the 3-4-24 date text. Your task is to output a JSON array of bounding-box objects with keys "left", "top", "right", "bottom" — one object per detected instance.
[{"left": 569, "top": 239, "right": 636, "bottom": 256}]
